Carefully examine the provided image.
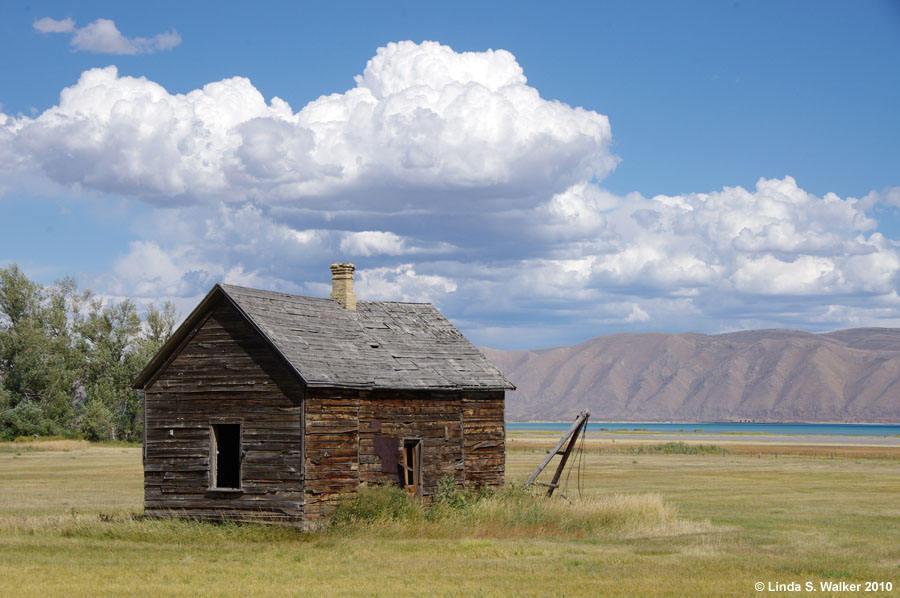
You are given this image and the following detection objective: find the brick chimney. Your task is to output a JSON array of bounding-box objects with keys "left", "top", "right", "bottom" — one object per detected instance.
[{"left": 330, "top": 262, "right": 356, "bottom": 310}]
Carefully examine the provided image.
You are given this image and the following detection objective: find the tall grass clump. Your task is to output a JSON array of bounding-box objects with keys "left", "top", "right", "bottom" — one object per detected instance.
[
  {"left": 466, "top": 483, "right": 682, "bottom": 538},
  {"left": 653, "top": 441, "right": 725, "bottom": 455},
  {"left": 623, "top": 442, "right": 726, "bottom": 455},
  {"left": 330, "top": 485, "right": 424, "bottom": 527},
  {"left": 328, "top": 480, "right": 693, "bottom": 539}
]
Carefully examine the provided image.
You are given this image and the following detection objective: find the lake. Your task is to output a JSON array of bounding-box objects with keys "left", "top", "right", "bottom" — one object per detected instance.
[{"left": 506, "top": 421, "right": 900, "bottom": 437}]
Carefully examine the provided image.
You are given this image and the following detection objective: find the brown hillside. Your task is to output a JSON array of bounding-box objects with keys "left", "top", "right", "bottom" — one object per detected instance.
[{"left": 481, "top": 328, "right": 900, "bottom": 423}]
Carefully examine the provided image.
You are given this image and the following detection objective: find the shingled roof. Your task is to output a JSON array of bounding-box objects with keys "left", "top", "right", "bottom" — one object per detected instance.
[{"left": 134, "top": 283, "right": 514, "bottom": 391}]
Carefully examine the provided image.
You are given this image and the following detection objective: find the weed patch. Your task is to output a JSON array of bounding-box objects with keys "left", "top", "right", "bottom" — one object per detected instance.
[
  {"left": 327, "top": 481, "right": 700, "bottom": 539},
  {"left": 621, "top": 441, "right": 727, "bottom": 455},
  {"left": 331, "top": 485, "right": 424, "bottom": 525}
]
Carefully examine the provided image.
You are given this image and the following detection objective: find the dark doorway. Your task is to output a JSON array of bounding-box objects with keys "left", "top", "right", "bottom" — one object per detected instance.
[
  {"left": 211, "top": 423, "right": 242, "bottom": 489},
  {"left": 401, "top": 438, "right": 422, "bottom": 498}
]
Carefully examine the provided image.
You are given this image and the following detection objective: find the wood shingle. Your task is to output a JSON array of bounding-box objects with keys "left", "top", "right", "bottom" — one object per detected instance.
[{"left": 135, "top": 283, "right": 514, "bottom": 392}]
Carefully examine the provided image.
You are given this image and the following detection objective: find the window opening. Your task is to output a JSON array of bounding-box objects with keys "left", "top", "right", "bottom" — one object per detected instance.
[
  {"left": 211, "top": 423, "right": 242, "bottom": 489},
  {"left": 400, "top": 438, "right": 422, "bottom": 498}
]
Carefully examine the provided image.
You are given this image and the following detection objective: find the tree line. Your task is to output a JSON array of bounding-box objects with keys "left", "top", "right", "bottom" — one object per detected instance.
[{"left": 0, "top": 264, "right": 175, "bottom": 441}]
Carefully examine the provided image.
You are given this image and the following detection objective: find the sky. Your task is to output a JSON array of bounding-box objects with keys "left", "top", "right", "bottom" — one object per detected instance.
[{"left": 1, "top": 0, "right": 899, "bottom": 350}]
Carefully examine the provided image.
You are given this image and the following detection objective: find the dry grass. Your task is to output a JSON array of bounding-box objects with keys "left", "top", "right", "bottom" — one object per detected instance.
[
  {"left": 0, "top": 445, "right": 142, "bottom": 515},
  {"left": 0, "top": 510, "right": 299, "bottom": 544},
  {"left": 329, "top": 483, "right": 706, "bottom": 540},
  {"left": 508, "top": 436, "right": 900, "bottom": 459},
  {"left": 0, "top": 438, "right": 91, "bottom": 453},
  {"left": 0, "top": 443, "right": 898, "bottom": 597},
  {"left": 464, "top": 491, "right": 707, "bottom": 539}
]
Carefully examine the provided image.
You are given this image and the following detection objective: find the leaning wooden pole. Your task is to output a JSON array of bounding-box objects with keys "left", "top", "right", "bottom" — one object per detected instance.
[{"left": 526, "top": 410, "right": 590, "bottom": 496}]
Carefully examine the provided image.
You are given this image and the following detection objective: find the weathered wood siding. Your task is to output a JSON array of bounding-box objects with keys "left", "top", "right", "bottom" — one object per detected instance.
[
  {"left": 304, "top": 388, "right": 505, "bottom": 524},
  {"left": 302, "top": 389, "right": 360, "bottom": 522},
  {"left": 462, "top": 391, "right": 506, "bottom": 487},
  {"left": 359, "top": 391, "right": 465, "bottom": 492},
  {"left": 143, "top": 299, "right": 305, "bottom": 523}
]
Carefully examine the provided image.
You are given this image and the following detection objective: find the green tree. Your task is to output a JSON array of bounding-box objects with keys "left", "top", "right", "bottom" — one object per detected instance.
[
  {"left": 0, "top": 266, "right": 79, "bottom": 437},
  {"left": 0, "top": 264, "right": 42, "bottom": 326},
  {"left": 75, "top": 298, "right": 142, "bottom": 440},
  {"left": 135, "top": 301, "right": 177, "bottom": 364},
  {"left": 0, "top": 265, "right": 176, "bottom": 441}
]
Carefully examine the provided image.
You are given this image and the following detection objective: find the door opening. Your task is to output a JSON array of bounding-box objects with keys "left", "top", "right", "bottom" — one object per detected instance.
[
  {"left": 400, "top": 438, "right": 422, "bottom": 498},
  {"left": 210, "top": 423, "right": 242, "bottom": 489}
]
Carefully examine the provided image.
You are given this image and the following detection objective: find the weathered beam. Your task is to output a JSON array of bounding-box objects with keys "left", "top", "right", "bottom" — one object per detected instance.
[{"left": 525, "top": 410, "right": 590, "bottom": 487}]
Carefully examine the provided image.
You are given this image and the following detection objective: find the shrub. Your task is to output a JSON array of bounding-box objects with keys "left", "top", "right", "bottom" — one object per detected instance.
[
  {"left": 431, "top": 477, "right": 492, "bottom": 511},
  {"left": 0, "top": 401, "right": 58, "bottom": 439},
  {"left": 80, "top": 401, "right": 115, "bottom": 441}
]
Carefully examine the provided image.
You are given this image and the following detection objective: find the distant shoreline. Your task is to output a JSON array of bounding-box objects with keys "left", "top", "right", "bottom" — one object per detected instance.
[
  {"left": 508, "top": 420, "right": 900, "bottom": 426},
  {"left": 506, "top": 421, "right": 900, "bottom": 441}
]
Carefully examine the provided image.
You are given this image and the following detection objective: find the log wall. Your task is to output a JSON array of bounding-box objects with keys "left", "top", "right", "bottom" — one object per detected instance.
[
  {"left": 358, "top": 391, "right": 465, "bottom": 492},
  {"left": 302, "top": 390, "right": 360, "bottom": 522},
  {"left": 461, "top": 391, "right": 506, "bottom": 487},
  {"left": 143, "top": 299, "right": 306, "bottom": 523},
  {"left": 304, "top": 388, "right": 505, "bottom": 524}
]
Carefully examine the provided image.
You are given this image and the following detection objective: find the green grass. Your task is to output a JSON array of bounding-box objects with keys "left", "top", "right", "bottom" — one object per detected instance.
[{"left": 0, "top": 444, "right": 898, "bottom": 596}]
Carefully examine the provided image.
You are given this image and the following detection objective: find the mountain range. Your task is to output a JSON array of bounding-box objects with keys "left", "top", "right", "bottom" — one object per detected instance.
[{"left": 481, "top": 328, "right": 900, "bottom": 423}]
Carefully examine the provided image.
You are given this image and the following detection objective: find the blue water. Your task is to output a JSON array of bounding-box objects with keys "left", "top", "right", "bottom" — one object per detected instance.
[{"left": 507, "top": 422, "right": 900, "bottom": 437}]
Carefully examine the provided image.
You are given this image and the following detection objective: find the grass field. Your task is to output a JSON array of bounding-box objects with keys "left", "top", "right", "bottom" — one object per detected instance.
[{"left": 0, "top": 440, "right": 898, "bottom": 597}]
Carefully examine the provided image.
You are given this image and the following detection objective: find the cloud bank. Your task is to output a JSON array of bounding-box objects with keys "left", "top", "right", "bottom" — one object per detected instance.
[
  {"left": 1, "top": 41, "right": 614, "bottom": 207},
  {"left": 3, "top": 41, "right": 899, "bottom": 348},
  {"left": 33, "top": 17, "right": 181, "bottom": 55}
]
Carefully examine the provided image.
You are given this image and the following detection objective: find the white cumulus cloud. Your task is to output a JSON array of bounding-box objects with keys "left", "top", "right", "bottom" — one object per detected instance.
[
  {"left": 1, "top": 41, "right": 615, "bottom": 210},
  {"left": 340, "top": 231, "right": 408, "bottom": 256},
  {"left": 529, "top": 176, "right": 893, "bottom": 297},
  {"left": 869, "top": 186, "right": 900, "bottom": 208},
  {"left": 4, "top": 40, "right": 899, "bottom": 346},
  {"left": 33, "top": 17, "right": 75, "bottom": 33},
  {"left": 92, "top": 171, "right": 900, "bottom": 347},
  {"left": 34, "top": 17, "right": 181, "bottom": 55},
  {"left": 355, "top": 264, "right": 458, "bottom": 304},
  {"left": 625, "top": 304, "right": 650, "bottom": 323}
]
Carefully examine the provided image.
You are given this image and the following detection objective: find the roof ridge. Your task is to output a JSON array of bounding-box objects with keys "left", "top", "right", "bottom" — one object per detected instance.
[
  {"left": 220, "top": 284, "right": 435, "bottom": 307},
  {"left": 358, "top": 300, "right": 434, "bottom": 306},
  {"left": 219, "top": 283, "right": 333, "bottom": 302},
  {"left": 137, "top": 282, "right": 515, "bottom": 391}
]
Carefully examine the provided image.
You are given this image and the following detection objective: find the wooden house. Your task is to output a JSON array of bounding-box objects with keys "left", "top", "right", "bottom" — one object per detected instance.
[{"left": 132, "top": 263, "right": 513, "bottom": 527}]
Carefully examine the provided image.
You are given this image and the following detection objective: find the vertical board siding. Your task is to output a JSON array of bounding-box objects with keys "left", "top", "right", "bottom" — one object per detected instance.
[{"left": 144, "top": 300, "right": 306, "bottom": 523}]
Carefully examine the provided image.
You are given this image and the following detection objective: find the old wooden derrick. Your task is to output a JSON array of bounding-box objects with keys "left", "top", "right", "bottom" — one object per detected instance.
[{"left": 133, "top": 263, "right": 513, "bottom": 528}]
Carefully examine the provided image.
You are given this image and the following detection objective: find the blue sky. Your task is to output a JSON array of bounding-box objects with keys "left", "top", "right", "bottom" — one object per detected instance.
[{"left": 1, "top": 0, "right": 899, "bottom": 349}]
